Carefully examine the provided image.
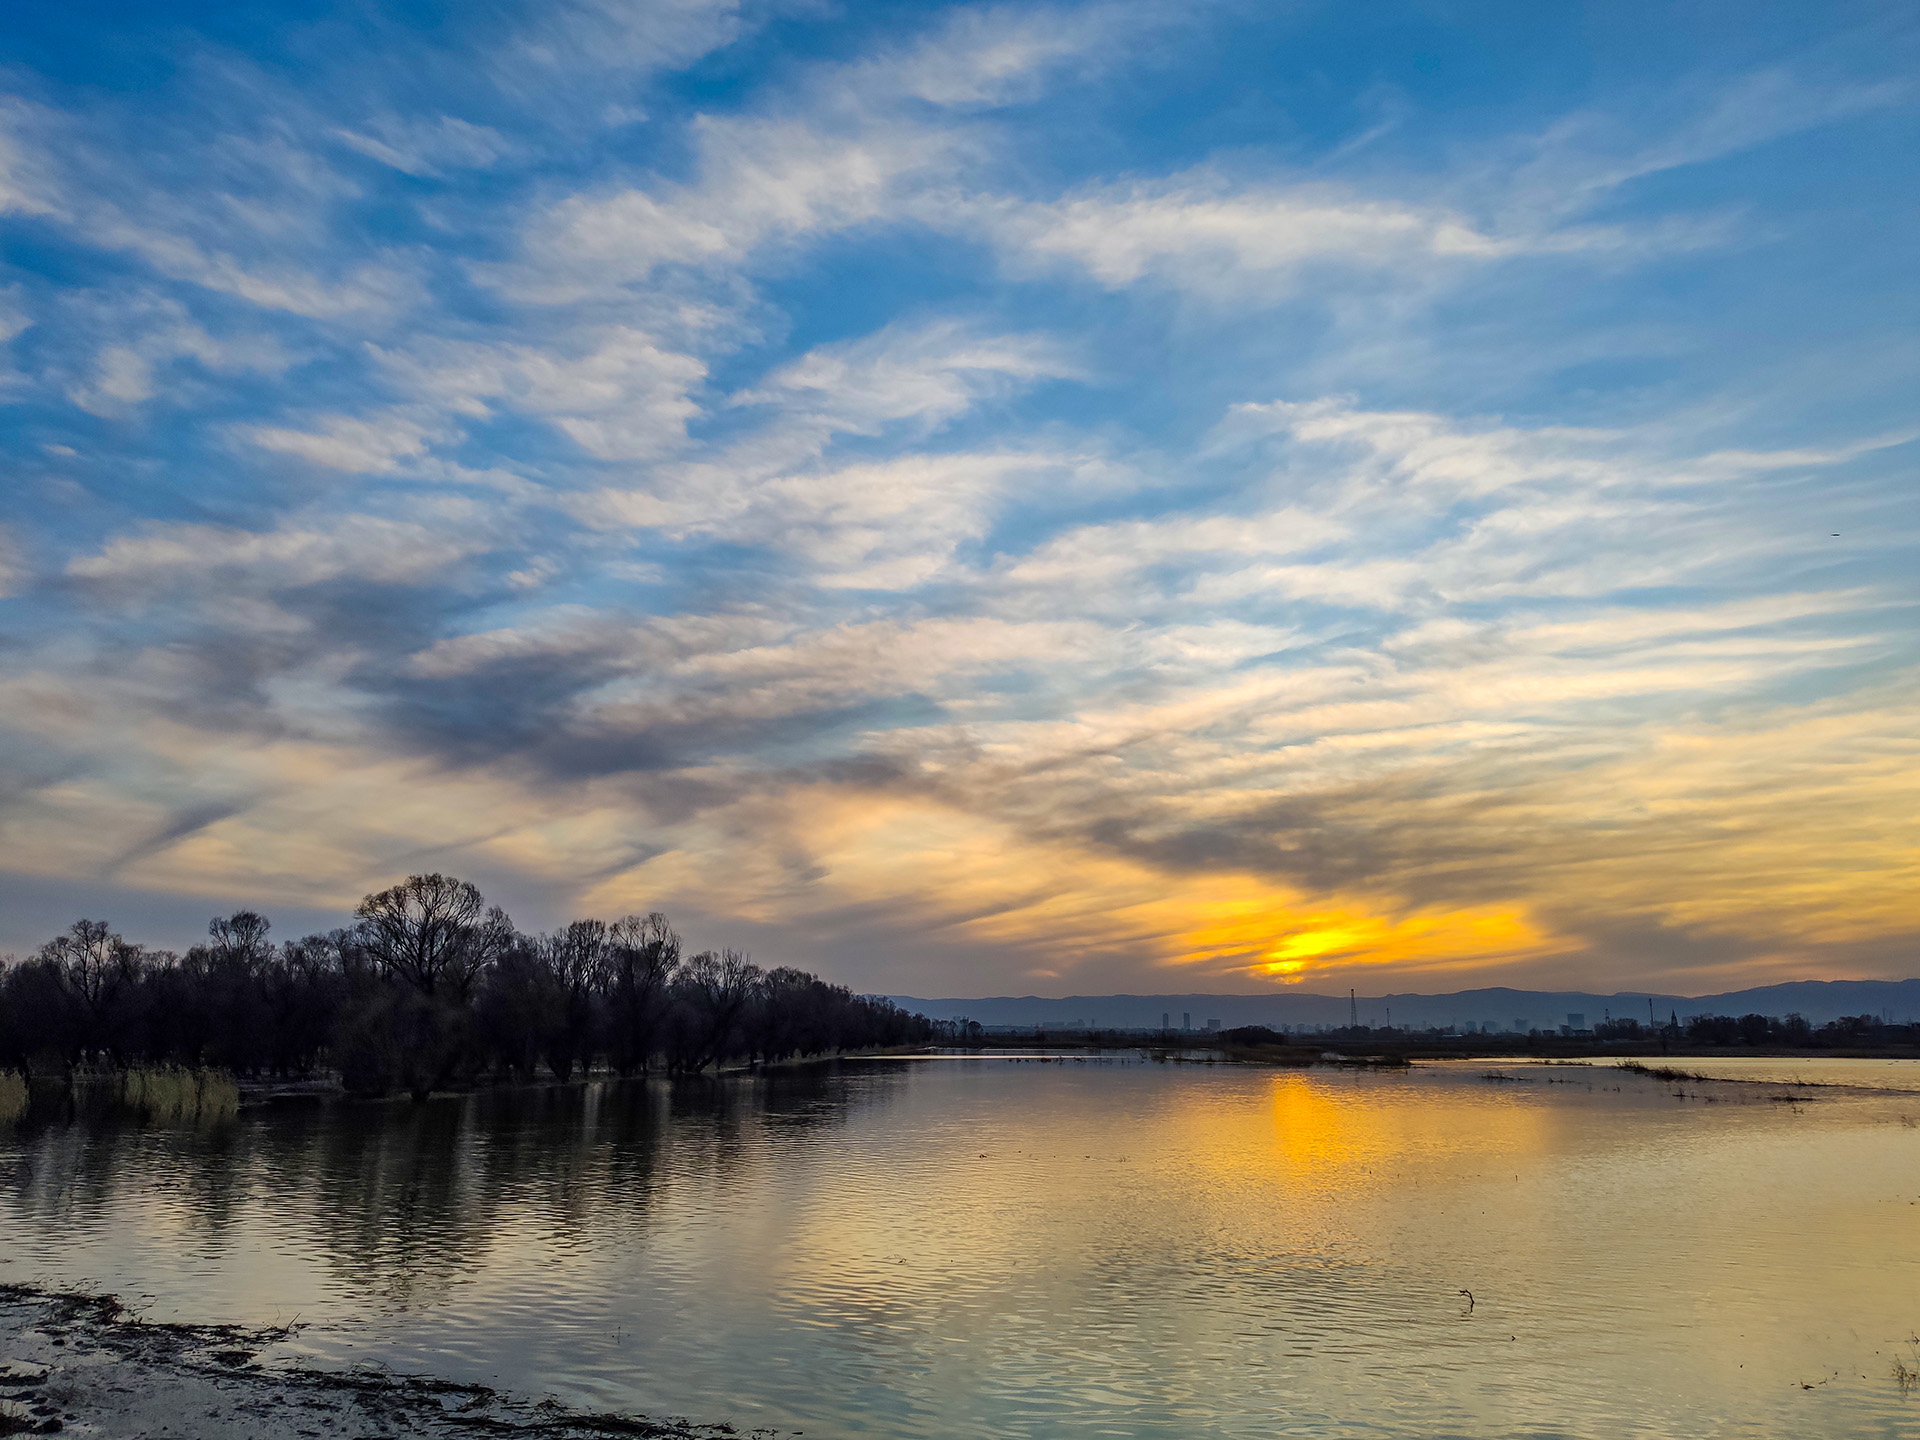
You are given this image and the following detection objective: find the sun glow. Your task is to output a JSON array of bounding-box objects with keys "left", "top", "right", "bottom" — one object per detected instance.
[
  {"left": 588, "top": 787, "right": 1559, "bottom": 986},
  {"left": 1167, "top": 885, "right": 1546, "bottom": 982}
]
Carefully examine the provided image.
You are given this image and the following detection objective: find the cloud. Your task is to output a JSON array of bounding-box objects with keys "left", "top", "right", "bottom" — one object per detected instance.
[
  {"left": 0, "top": 87, "right": 418, "bottom": 322},
  {"left": 91, "top": 221, "right": 417, "bottom": 320},
  {"left": 1508, "top": 68, "right": 1911, "bottom": 217},
  {"left": 734, "top": 321, "right": 1075, "bottom": 436},
  {"left": 0, "top": 286, "right": 30, "bottom": 344},
  {"left": 842, "top": 0, "right": 1169, "bottom": 108},
  {"left": 332, "top": 115, "right": 518, "bottom": 177},
  {"left": 67, "top": 512, "right": 495, "bottom": 594},
  {"left": 61, "top": 296, "right": 290, "bottom": 416},
  {"left": 375, "top": 327, "right": 708, "bottom": 460},
  {"left": 0, "top": 103, "right": 62, "bottom": 218},
  {"left": 961, "top": 68, "right": 1898, "bottom": 302},
  {"left": 595, "top": 450, "right": 1069, "bottom": 590},
  {"left": 0, "top": 525, "right": 28, "bottom": 598},
  {"left": 491, "top": 2, "right": 1174, "bottom": 302},
  {"left": 498, "top": 116, "right": 945, "bottom": 302},
  {"left": 241, "top": 413, "right": 442, "bottom": 474},
  {"left": 562, "top": 323, "right": 1085, "bottom": 584},
  {"left": 978, "top": 175, "right": 1508, "bottom": 292},
  {"left": 514, "top": 0, "right": 749, "bottom": 79}
]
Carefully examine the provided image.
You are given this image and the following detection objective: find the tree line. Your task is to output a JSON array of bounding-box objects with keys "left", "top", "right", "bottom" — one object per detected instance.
[
  {"left": 1650, "top": 1011, "right": 1919, "bottom": 1047},
  {"left": 0, "top": 874, "right": 933, "bottom": 1098}
]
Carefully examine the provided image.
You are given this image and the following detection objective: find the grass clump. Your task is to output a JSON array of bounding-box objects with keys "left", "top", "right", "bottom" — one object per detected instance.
[
  {"left": 121, "top": 1067, "right": 239, "bottom": 1123},
  {"left": 1617, "top": 1061, "right": 1710, "bottom": 1083},
  {"left": 1895, "top": 1335, "right": 1920, "bottom": 1394},
  {"left": 69, "top": 1067, "right": 239, "bottom": 1124}
]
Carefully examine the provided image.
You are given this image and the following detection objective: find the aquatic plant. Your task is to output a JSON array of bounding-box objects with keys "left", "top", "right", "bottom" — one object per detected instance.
[
  {"left": 1617, "top": 1061, "right": 1710, "bottom": 1083},
  {"left": 1894, "top": 1334, "right": 1920, "bottom": 1394},
  {"left": 121, "top": 1067, "right": 239, "bottom": 1123},
  {"left": 68, "top": 1066, "right": 239, "bottom": 1124},
  {"left": 0, "top": 1069, "right": 25, "bottom": 1126}
]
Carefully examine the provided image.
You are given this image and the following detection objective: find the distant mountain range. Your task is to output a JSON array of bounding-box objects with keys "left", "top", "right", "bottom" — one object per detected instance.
[{"left": 888, "top": 979, "right": 1920, "bottom": 1031}]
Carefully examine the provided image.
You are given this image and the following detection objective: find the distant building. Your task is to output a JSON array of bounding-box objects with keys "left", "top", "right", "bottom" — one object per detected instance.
[
  {"left": 1205, "top": 1018, "right": 1220, "bottom": 1032},
  {"left": 1182, "top": 1012, "right": 1191, "bottom": 1031},
  {"left": 1162, "top": 1012, "right": 1170, "bottom": 1030},
  {"left": 1566, "top": 1012, "right": 1585, "bottom": 1028}
]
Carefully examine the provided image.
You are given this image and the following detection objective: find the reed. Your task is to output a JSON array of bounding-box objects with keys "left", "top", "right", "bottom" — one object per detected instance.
[
  {"left": 124, "top": 1067, "right": 240, "bottom": 1123},
  {"left": 69, "top": 1066, "right": 240, "bottom": 1124},
  {"left": 1617, "top": 1061, "right": 1709, "bottom": 1083}
]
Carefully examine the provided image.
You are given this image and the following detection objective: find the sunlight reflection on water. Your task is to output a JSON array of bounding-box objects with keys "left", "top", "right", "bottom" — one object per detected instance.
[{"left": 4, "top": 1058, "right": 1920, "bottom": 1437}]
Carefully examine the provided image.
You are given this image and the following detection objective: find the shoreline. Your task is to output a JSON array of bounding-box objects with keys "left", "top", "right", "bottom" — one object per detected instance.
[
  {"left": 7, "top": 1040, "right": 1916, "bottom": 1127},
  {"left": 0, "top": 1285, "right": 783, "bottom": 1439}
]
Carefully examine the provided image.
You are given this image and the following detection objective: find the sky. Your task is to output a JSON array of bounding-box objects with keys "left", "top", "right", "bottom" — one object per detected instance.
[{"left": 0, "top": 0, "right": 1915, "bottom": 997}]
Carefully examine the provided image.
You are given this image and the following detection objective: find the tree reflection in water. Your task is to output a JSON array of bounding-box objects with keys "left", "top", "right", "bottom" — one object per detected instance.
[{"left": 1, "top": 1065, "right": 890, "bottom": 1316}]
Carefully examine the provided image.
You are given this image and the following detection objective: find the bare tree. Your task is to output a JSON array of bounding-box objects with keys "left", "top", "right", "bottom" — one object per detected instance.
[
  {"left": 602, "top": 912, "right": 680, "bottom": 1074},
  {"left": 354, "top": 874, "right": 512, "bottom": 998},
  {"left": 541, "top": 919, "right": 607, "bottom": 1081},
  {"left": 207, "top": 911, "right": 273, "bottom": 968},
  {"left": 676, "top": 947, "right": 760, "bottom": 1072},
  {"left": 38, "top": 919, "right": 144, "bottom": 1017},
  {"left": 33, "top": 919, "right": 154, "bottom": 1063}
]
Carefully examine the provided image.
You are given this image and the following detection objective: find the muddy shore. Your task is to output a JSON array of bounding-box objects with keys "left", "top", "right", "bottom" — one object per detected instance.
[{"left": 0, "top": 1287, "right": 780, "bottom": 1440}]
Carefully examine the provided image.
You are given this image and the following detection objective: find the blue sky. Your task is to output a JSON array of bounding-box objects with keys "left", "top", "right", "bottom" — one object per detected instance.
[{"left": 1, "top": 0, "right": 1916, "bottom": 995}]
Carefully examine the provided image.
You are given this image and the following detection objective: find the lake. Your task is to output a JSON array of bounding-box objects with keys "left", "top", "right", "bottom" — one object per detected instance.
[{"left": 4, "top": 1055, "right": 1920, "bottom": 1437}]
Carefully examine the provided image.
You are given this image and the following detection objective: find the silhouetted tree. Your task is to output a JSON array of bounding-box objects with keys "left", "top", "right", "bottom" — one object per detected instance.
[
  {"left": 209, "top": 911, "right": 273, "bottom": 966},
  {"left": 540, "top": 920, "right": 606, "bottom": 1082},
  {"left": 268, "top": 931, "right": 348, "bottom": 1075},
  {"left": 601, "top": 913, "right": 681, "bottom": 1075},
  {"left": 355, "top": 874, "right": 512, "bottom": 1000},
  {"left": 476, "top": 932, "right": 560, "bottom": 1083},
  {"left": 1686, "top": 1013, "right": 1741, "bottom": 1045},
  {"left": 36, "top": 920, "right": 155, "bottom": 1064},
  {"left": 669, "top": 948, "right": 760, "bottom": 1073},
  {"left": 1, "top": 876, "right": 939, "bottom": 1093},
  {"left": 347, "top": 876, "right": 514, "bottom": 1099}
]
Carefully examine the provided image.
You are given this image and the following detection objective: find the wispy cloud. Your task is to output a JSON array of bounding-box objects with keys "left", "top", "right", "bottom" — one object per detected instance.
[{"left": 332, "top": 116, "right": 518, "bottom": 178}]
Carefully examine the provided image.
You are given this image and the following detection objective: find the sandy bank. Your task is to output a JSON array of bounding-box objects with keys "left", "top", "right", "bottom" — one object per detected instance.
[{"left": 0, "top": 1287, "right": 779, "bottom": 1439}]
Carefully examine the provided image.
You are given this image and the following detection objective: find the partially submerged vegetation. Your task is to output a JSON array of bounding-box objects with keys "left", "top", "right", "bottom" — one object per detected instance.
[
  {"left": 1895, "top": 1336, "right": 1920, "bottom": 1394},
  {"left": 1617, "top": 1061, "right": 1712, "bottom": 1084},
  {"left": 0, "top": 1065, "right": 237, "bottom": 1128},
  {"left": 93, "top": 1066, "right": 239, "bottom": 1123},
  {"left": 0, "top": 874, "right": 933, "bottom": 1104}
]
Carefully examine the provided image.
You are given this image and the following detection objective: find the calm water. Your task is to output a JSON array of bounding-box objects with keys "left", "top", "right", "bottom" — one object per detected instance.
[{"left": 4, "top": 1057, "right": 1920, "bottom": 1437}]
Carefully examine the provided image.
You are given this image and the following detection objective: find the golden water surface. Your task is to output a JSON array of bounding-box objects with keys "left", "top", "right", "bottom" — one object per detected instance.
[{"left": 4, "top": 1057, "right": 1919, "bottom": 1437}]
